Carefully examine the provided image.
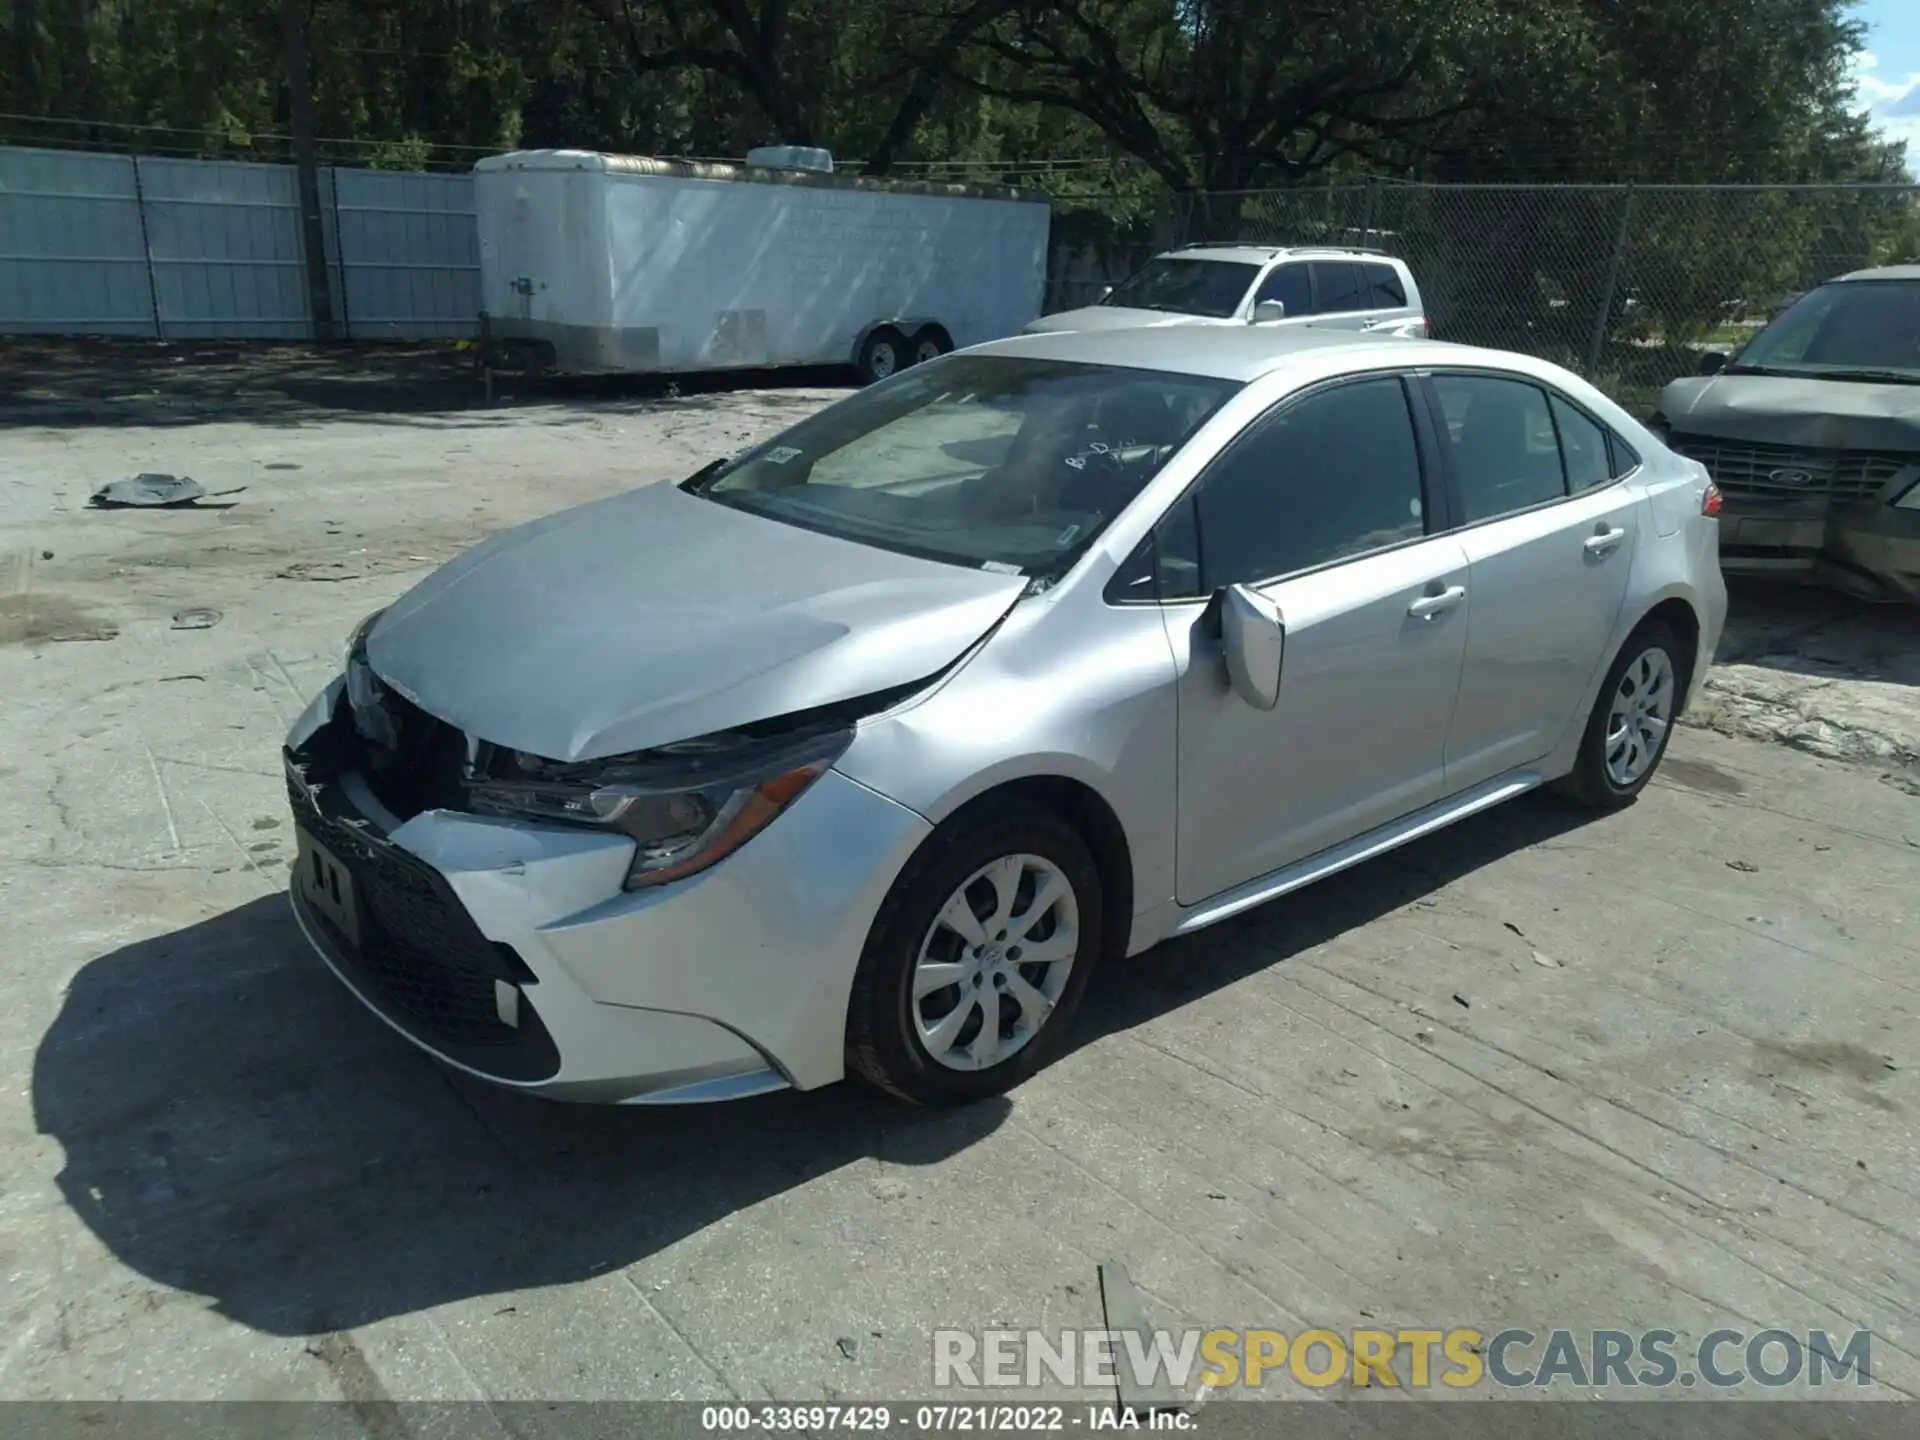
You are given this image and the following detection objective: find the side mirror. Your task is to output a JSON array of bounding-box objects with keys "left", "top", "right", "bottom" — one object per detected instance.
[
  {"left": 1251, "top": 299, "right": 1287, "bottom": 324},
  {"left": 1697, "top": 350, "right": 1730, "bottom": 376},
  {"left": 1220, "top": 583, "right": 1285, "bottom": 709}
]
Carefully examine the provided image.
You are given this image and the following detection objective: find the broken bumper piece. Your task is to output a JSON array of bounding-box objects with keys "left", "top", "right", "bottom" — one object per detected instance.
[{"left": 282, "top": 676, "right": 933, "bottom": 1103}]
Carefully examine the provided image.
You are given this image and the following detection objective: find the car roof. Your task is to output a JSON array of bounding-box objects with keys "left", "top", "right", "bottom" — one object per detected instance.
[
  {"left": 972, "top": 325, "right": 1498, "bottom": 383},
  {"left": 1834, "top": 264, "right": 1920, "bottom": 283},
  {"left": 1157, "top": 244, "right": 1406, "bottom": 266}
]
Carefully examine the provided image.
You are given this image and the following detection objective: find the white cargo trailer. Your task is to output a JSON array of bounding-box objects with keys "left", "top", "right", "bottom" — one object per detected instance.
[{"left": 473, "top": 149, "right": 1052, "bottom": 383}]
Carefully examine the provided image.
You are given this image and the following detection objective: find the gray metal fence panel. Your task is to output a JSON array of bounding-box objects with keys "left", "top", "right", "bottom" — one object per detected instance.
[
  {"left": 332, "top": 167, "right": 479, "bottom": 338},
  {"left": 0, "top": 146, "right": 156, "bottom": 336},
  {"left": 135, "top": 155, "right": 316, "bottom": 339}
]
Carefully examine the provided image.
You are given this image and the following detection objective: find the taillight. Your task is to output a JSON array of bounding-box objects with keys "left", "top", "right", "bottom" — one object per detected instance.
[
  {"left": 1702, "top": 480, "right": 1723, "bottom": 517},
  {"left": 1413, "top": 315, "right": 1429, "bottom": 338}
]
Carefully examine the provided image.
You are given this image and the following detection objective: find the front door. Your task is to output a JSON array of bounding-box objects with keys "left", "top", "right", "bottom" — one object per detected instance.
[
  {"left": 1420, "top": 372, "right": 1641, "bottom": 788},
  {"left": 1166, "top": 374, "right": 1472, "bottom": 905}
]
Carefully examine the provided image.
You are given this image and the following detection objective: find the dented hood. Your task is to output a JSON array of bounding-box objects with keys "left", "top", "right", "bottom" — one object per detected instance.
[
  {"left": 364, "top": 481, "right": 1027, "bottom": 762},
  {"left": 1659, "top": 373, "right": 1920, "bottom": 452}
]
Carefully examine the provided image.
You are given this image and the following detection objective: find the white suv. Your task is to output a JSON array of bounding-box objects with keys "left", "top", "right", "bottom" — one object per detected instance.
[{"left": 1025, "top": 244, "right": 1429, "bottom": 339}]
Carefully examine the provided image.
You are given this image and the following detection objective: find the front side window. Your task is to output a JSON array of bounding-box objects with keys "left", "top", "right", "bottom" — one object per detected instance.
[
  {"left": 1193, "top": 376, "right": 1427, "bottom": 590},
  {"left": 1430, "top": 374, "right": 1567, "bottom": 522},
  {"left": 1255, "top": 263, "right": 1312, "bottom": 316},
  {"left": 1101, "top": 257, "right": 1262, "bottom": 318},
  {"left": 691, "top": 355, "right": 1239, "bottom": 576},
  {"left": 1731, "top": 279, "right": 1920, "bottom": 380}
]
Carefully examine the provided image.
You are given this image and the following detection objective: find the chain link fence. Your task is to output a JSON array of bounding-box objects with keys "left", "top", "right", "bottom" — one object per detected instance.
[{"left": 1173, "top": 182, "right": 1920, "bottom": 414}]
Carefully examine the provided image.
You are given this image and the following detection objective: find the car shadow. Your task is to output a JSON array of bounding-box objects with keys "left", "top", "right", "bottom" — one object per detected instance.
[
  {"left": 34, "top": 791, "right": 1599, "bottom": 1339},
  {"left": 30, "top": 893, "right": 1005, "bottom": 1336},
  {"left": 1071, "top": 790, "right": 1602, "bottom": 1050},
  {"left": 1716, "top": 578, "right": 1918, "bottom": 690}
]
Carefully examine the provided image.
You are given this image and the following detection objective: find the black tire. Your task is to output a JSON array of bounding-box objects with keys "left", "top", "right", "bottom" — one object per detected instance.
[
  {"left": 909, "top": 325, "right": 953, "bottom": 366},
  {"left": 846, "top": 801, "right": 1104, "bottom": 1107},
  {"left": 855, "top": 327, "right": 907, "bottom": 385},
  {"left": 1556, "top": 619, "right": 1688, "bottom": 810}
]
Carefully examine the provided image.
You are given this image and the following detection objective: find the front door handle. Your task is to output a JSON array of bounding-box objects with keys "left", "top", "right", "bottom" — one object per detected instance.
[
  {"left": 1407, "top": 584, "right": 1467, "bottom": 620},
  {"left": 1583, "top": 525, "right": 1628, "bottom": 557}
]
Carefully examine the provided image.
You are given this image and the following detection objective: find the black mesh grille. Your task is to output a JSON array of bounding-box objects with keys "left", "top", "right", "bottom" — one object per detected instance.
[
  {"left": 288, "top": 765, "right": 555, "bottom": 1078},
  {"left": 1671, "top": 437, "right": 1916, "bottom": 503}
]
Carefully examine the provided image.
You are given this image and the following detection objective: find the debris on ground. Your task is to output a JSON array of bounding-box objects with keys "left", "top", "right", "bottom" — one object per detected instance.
[
  {"left": 170, "top": 607, "right": 222, "bottom": 630},
  {"left": 88, "top": 474, "right": 204, "bottom": 508},
  {"left": 1727, "top": 859, "right": 1760, "bottom": 873},
  {"left": 1532, "top": 951, "right": 1560, "bottom": 968},
  {"left": 835, "top": 1336, "right": 858, "bottom": 1360},
  {"left": 88, "top": 474, "right": 247, "bottom": 510}
]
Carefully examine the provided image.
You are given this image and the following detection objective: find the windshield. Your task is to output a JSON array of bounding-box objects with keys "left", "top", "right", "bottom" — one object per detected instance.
[
  {"left": 1731, "top": 279, "right": 1920, "bottom": 380},
  {"left": 687, "top": 355, "right": 1239, "bottom": 575},
  {"left": 1101, "top": 257, "right": 1261, "bottom": 318}
]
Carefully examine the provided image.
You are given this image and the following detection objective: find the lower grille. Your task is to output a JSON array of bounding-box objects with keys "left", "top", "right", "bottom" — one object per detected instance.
[
  {"left": 289, "top": 767, "right": 554, "bottom": 1077},
  {"left": 1671, "top": 437, "right": 1916, "bottom": 503}
]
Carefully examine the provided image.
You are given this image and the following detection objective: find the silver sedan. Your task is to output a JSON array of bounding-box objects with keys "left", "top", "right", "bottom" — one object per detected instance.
[{"left": 284, "top": 326, "right": 1727, "bottom": 1107}]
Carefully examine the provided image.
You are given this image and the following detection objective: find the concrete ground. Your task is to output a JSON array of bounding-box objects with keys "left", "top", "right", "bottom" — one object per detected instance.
[{"left": 0, "top": 347, "right": 1916, "bottom": 1407}]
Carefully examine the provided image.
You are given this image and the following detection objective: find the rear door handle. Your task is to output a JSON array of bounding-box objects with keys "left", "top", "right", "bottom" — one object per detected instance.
[
  {"left": 1584, "top": 526, "right": 1628, "bottom": 557},
  {"left": 1407, "top": 585, "right": 1467, "bottom": 620}
]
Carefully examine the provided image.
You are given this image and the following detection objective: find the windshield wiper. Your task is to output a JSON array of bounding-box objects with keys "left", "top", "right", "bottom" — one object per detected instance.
[
  {"left": 1802, "top": 368, "right": 1920, "bottom": 386},
  {"left": 680, "top": 456, "right": 731, "bottom": 494}
]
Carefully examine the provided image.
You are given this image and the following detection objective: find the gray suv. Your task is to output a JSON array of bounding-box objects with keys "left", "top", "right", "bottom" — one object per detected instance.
[
  {"left": 1654, "top": 264, "right": 1920, "bottom": 601},
  {"left": 1026, "top": 244, "right": 1429, "bottom": 339}
]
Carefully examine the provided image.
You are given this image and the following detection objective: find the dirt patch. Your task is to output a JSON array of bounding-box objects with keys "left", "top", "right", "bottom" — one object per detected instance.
[{"left": 0, "top": 594, "right": 117, "bottom": 645}]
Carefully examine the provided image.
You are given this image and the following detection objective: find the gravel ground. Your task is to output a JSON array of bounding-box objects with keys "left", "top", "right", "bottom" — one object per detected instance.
[{"left": 0, "top": 345, "right": 1916, "bottom": 1412}]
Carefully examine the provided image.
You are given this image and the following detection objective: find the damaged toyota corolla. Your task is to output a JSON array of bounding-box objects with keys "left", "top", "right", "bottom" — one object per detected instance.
[{"left": 286, "top": 326, "right": 1724, "bottom": 1107}]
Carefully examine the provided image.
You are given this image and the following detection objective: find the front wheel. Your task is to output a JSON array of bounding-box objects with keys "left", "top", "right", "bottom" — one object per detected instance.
[
  {"left": 1557, "top": 620, "right": 1686, "bottom": 809},
  {"left": 846, "top": 803, "right": 1104, "bottom": 1106}
]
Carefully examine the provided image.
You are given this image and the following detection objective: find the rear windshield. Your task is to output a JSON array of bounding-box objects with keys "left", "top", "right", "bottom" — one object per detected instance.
[
  {"left": 1102, "top": 257, "right": 1261, "bottom": 318},
  {"left": 687, "top": 354, "right": 1239, "bottom": 576},
  {"left": 1732, "top": 279, "right": 1920, "bottom": 380}
]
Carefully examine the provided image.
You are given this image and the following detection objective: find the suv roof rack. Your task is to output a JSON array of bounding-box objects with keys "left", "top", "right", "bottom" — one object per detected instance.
[{"left": 1171, "top": 241, "right": 1393, "bottom": 257}]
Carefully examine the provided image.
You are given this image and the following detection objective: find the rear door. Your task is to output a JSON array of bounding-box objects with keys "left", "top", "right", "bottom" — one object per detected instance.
[
  {"left": 1422, "top": 370, "right": 1642, "bottom": 790},
  {"left": 1165, "top": 373, "right": 1471, "bottom": 903},
  {"left": 1305, "top": 261, "right": 1372, "bottom": 331}
]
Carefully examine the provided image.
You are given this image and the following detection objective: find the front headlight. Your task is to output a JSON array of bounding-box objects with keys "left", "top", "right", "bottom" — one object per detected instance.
[{"left": 466, "top": 724, "right": 852, "bottom": 889}]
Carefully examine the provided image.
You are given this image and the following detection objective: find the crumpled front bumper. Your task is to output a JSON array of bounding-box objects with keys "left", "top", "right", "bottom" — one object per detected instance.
[
  {"left": 283, "top": 677, "right": 932, "bottom": 1103},
  {"left": 1718, "top": 499, "right": 1920, "bottom": 602}
]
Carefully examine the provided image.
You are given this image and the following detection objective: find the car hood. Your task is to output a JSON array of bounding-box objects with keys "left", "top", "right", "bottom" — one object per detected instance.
[
  {"left": 1023, "top": 305, "right": 1230, "bottom": 334},
  {"left": 364, "top": 481, "right": 1028, "bottom": 762},
  {"left": 1658, "top": 373, "right": 1920, "bottom": 452}
]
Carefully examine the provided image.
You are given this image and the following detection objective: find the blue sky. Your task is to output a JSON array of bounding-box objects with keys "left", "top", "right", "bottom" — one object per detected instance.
[{"left": 1852, "top": 0, "right": 1920, "bottom": 171}]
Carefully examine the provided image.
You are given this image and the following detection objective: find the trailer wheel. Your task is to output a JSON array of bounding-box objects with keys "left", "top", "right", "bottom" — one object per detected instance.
[
  {"left": 910, "top": 325, "right": 953, "bottom": 365},
  {"left": 857, "top": 327, "right": 907, "bottom": 385}
]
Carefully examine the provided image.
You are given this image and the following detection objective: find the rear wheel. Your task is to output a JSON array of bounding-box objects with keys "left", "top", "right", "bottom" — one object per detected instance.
[
  {"left": 846, "top": 802, "right": 1103, "bottom": 1106},
  {"left": 910, "top": 325, "right": 953, "bottom": 366},
  {"left": 1557, "top": 620, "right": 1686, "bottom": 809},
  {"left": 856, "top": 327, "right": 907, "bottom": 385}
]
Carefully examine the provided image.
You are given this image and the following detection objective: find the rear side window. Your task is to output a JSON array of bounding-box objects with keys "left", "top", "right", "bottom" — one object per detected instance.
[
  {"left": 1194, "top": 376, "right": 1427, "bottom": 588},
  {"left": 1430, "top": 374, "right": 1567, "bottom": 522},
  {"left": 1310, "top": 262, "right": 1366, "bottom": 313},
  {"left": 1255, "top": 263, "right": 1311, "bottom": 315},
  {"left": 1549, "top": 396, "right": 1613, "bottom": 492},
  {"left": 1607, "top": 432, "right": 1641, "bottom": 477},
  {"left": 1360, "top": 263, "right": 1408, "bottom": 308}
]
